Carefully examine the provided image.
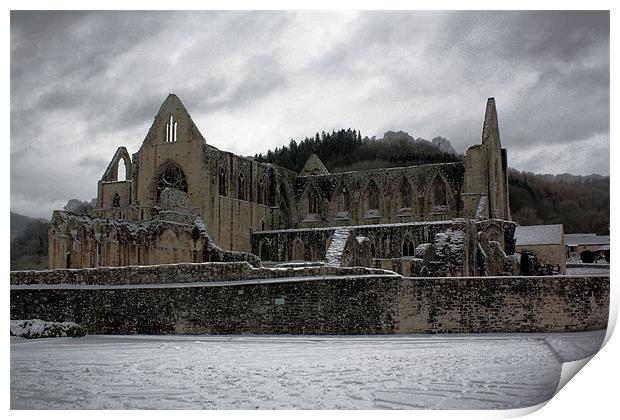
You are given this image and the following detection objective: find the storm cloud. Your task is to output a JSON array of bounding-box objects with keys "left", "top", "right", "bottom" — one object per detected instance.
[{"left": 10, "top": 11, "right": 609, "bottom": 218}]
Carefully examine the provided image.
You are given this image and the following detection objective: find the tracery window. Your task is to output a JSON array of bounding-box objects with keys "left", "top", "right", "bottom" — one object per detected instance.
[
  {"left": 112, "top": 193, "right": 121, "bottom": 208},
  {"left": 156, "top": 162, "right": 188, "bottom": 199}
]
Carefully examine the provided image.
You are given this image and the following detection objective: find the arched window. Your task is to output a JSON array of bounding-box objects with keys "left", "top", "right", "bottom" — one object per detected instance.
[
  {"left": 112, "top": 193, "right": 121, "bottom": 208},
  {"left": 257, "top": 177, "right": 266, "bottom": 204},
  {"left": 399, "top": 177, "right": 412, "bottom": 209},
  {"left": 260, "top": 241, "right": 271, "bottom": 261},
  {"left": 339, "top": 186, "right": 351, "bottom": 212},
  {"left": 156, "top": 162, "right": 188, "bottom": 200},
  {"left": 432, "top": 176, "right": 447, "bottom": 207},
  {"left": 237, "top": 172, "right": 246, "bottom": 200},
  {"left": 292, "top": 239, "right": 305, "bottom": 261},
  {"left": 219, "top": 167, "right": 227, "bottom": 196},
  {"left": 117, "top": 158, "right": 128, "bottom": 181},
  {"left": 370, "top": 242, "right": 376, "bottom": 258},
  {"left": 308, "top": 188, "right": 319, "bottom": 214},
  {"left": 367, "top": 180, "right": 380, "bottom": 210},
  {"left": 402, "top": 237, "right": 415, "bottom": 257}
]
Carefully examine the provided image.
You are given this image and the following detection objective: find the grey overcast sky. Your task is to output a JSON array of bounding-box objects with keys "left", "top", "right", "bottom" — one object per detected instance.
[{"left": 10, "top": 10, "right": 609, "bottom": 219}]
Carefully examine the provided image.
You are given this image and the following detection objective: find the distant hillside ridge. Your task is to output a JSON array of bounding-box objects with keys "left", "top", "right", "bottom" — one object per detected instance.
[
  {"left": 10, "top": 211, "right": 48, "bottom": 241},
  {"left": 253, "top": 129, "right": 460, "bottom": 173}
]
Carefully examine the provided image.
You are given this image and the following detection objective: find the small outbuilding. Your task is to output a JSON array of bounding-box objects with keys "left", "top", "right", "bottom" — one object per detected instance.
[
  {"left": 514, "top": 224, "right": 565, "bottom": 274},
  {"left": 564, "top": 233, "right": 610, "bottom": 262}
]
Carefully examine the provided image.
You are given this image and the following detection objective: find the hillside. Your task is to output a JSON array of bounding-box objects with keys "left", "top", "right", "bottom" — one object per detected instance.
[
  {"left": 254, "top": 129, "right": 460, "bottom": 173},
  {"left": 10, "top": 217, "right": 49, "bottom": 271}
]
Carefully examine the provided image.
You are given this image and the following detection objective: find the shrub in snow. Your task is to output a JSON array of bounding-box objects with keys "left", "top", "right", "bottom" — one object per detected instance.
[{"left": 10, "top": 319, "right": 87, "bottom": 339}]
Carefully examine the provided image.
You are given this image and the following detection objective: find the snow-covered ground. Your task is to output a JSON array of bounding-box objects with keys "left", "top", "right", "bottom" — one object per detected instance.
[{"left": 10, "top": 331, "right": 605, "bottom": 410}]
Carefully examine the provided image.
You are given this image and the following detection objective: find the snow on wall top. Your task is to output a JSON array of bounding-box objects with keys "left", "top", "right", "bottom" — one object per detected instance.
[{"left": 514, "top": 224, "right": 563, "bottom": 246}]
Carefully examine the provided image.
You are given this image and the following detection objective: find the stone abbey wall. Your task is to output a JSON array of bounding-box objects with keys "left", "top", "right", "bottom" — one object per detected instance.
[
  {"left": 48, "top": 94, "right": 513, "bottom": 270},
  {"left": 10, "top": 264, "right": 608, "bottom": 335}
]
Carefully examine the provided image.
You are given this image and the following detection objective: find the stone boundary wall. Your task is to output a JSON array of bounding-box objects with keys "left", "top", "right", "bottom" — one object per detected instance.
[
  {"left": 398, "top": 275, "right": 609, "bottom": 333},
  {"left": 10, "top": 269, "right": 609, "bottom": 334},
  {"left": 10, "top": 262, "right": 390, "bottom": 286},
  {"left": 11, "top": 274, "right": 402, "bottom": 335}
]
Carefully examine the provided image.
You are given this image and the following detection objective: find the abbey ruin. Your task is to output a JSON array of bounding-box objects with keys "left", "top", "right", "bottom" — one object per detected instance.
[
  {"left": 12, "top": 94, "right": 608, "bottom": 336},
  {"left": 48, "top": 94, "right": 518, "bottom": 276}
]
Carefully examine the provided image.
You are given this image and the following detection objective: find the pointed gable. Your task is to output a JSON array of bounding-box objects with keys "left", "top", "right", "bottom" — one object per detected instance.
[
  {"left": 140, "top": 93, "right": 213, "bottom": 149},
  {"left": 299, "top": 154, "right": 329, "bottom": 176}
]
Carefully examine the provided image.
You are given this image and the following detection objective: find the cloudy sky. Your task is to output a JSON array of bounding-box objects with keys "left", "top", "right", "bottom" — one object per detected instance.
[{"left": 11, "top": 10, "right": 609, "bottom": 219}]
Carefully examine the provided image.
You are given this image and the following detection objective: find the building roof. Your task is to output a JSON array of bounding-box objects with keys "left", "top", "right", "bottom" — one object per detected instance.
[
  {"left": 514, "top": 224, "right": 564, "bottom": 246},
  {"left": 565, "top": 234, "right": 610, "bottom": 247}
]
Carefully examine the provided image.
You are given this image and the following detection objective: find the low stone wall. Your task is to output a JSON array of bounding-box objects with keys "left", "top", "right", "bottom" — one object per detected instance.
[
  {"left": 10, "top": 267, "right": 609, "bottom": 334},
  {"left": 398, "top": 275, "right": 609, "bottom": 333},
  {"left": 10, "top": 274, "right": 402, "bottom": 334},
  {"left": 10, "top": 262, "right": 389, "bottom": 286}
]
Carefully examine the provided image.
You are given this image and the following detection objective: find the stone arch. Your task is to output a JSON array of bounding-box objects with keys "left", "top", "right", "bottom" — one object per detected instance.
[
  {"left": 218, "top": 165, "right": 227, "bottom": 196},
  {"left": 394, "top": 175, "right": 416, "bottom": 216},
  {"left": 257, "top": 175, "right": 266, "bottom": 204},
  {"left": 300, "top": 182, "right": 322, "bottom": 221},
  {"left": 153, "top": 160, "right": 188, "bottom": 202},
  {"left": 259, "top": 239, "right": 271, "bottom": 261},
  {"left": 308, "top": 187, "right": 320, "bottom": 214},
  {"left": 102, "top": 146, "right": 132, "bottom": 182},
  {"left": 292, "top": 238, "right": 305, "bottom": 261},
  {"left": 331, "top": 180, "right": 352, "bottom": 219},
  {"left": 402, "top": 234, "right": 415, "bottom": 257},
  {"left": 484, "top": 223, "right": 505, "bottom": 249},
  {"left": 367, "top": 179, "right": 380, "bottom": 210},
  {"left": 424, "top": 173, "right": 453, "bottom": 218},
  {"left": 237, "top": 171, "right": 247, "bottom": 200}
]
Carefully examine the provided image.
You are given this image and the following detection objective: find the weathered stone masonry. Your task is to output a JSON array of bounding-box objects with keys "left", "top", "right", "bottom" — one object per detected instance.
[
  {"left": 48, "top": 94, "right": 514, "bottom": 273},
  {"left": 10, "top": 265, "right": 608, "bottom": 334}
]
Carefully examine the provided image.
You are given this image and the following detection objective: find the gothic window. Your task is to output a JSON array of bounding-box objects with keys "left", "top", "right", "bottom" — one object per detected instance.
[
  {"left": 432, "top": 176, "right": 447, "bottom": 207},
  {"left": 117, "top": 158, "right": 127, "bottom": 181},
  {"left": 156, "top": 162, "right": 188, "bottom": 200},
  {"left": 339, "top": 186, "right": 351, "bottom": 212},
  {"left": 308, "top": 188, "right": 319, "bottom": 214},
  {"left": 260, "top": 241, "right": 271, "bottom": 261},
  {"left": 257, "top": 177, "right": 266, "bottom": 204},
  {"left": 237, "top": 172, "right": 246, "bottom": 200},
  {"left": 267, "top": 168, "right": 277, "bottom": 206},
  {"left": 219, "top": 167, "right": 227, "bottom": 196},
  {"left": 165, "top": 115, "right": 178, "bottom": 143},
  {"left": 402, "top": 237, "right": 415, "bottom": 257},
  {"left": 112, "top": 193, "right": 121, "bottom": 208},
  {"left": 367, "top": 180, "right": 380, "bottom": 210},
  {"left": 399, "top": 177, "right": 412, "bottom": 208},
  {"left": 370, "top": 242, "right": 376, "bottom": 258},
  {"left": 292, "top": 238, "right": 305, "bottom": 261}
]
